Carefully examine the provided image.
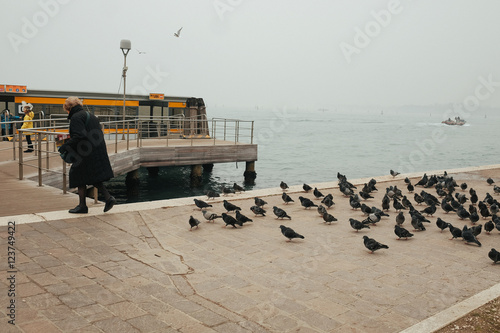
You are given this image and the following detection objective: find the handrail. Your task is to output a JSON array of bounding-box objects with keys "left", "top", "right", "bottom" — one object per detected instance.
[{"left": 6, "top": 115, "right": 255, "bottom": 194}]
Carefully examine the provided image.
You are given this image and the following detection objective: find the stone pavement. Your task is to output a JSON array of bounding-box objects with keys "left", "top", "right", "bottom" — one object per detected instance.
[{"left": 1, "top": 166, "right": 500, "bottom": 332}]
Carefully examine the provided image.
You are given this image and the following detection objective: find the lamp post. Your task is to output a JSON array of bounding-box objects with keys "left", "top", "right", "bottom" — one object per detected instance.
[{"left": 120, "top": 39, "right": 131, "bottom": 140}]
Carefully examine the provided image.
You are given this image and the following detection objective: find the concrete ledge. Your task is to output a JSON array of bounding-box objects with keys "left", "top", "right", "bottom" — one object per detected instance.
[
  {"left": 2, "top": 164, "right": 499, "bottom": 227},
  {"left": 401, "top": 282, "right": 500, "bottom": 333}
]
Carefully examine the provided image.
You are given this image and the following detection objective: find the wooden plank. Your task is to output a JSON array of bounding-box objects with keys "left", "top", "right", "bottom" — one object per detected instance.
[{"left": 35, "top": 143, "right": 257, "bottom": 188}]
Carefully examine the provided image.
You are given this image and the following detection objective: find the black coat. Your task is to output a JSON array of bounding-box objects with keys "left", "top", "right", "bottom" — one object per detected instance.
[{"left": 59, "top": 105, "right": 114, "bottom": 188}]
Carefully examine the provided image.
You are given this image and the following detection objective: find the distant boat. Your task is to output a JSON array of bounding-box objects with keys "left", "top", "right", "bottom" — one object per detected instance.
[{"left": 442, "top": 116, "right": 466, "bottom": 126}]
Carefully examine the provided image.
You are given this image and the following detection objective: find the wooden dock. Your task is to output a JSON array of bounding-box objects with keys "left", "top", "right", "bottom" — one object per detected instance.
[{"left": 0, "top": 138, "right": 257, "bottom": 217}]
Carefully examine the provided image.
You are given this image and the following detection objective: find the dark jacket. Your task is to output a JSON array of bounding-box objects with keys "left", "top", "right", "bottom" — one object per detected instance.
[{"left": 59, "top": 105, "right": 114, "bottom": 188}]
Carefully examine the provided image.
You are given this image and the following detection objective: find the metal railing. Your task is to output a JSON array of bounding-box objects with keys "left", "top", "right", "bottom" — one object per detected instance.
[{"left": 3, "top": 115, "right": 254, "bottom": 193}]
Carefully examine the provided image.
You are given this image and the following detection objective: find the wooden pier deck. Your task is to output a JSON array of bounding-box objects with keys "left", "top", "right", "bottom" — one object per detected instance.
[{"left": 0, "top": 138, "right": 257, "bottom": 217}]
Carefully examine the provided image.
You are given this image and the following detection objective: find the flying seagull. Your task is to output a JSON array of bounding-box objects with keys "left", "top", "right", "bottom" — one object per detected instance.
[
  {"left": 174, "top": 27, "right": 183, "bottom": 37},
  {"left": 136, "top": 49, "right": 146, "bottom": 54}
]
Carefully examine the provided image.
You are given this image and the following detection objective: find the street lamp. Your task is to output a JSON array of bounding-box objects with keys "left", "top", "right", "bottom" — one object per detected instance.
[{"left": 120, "top": 39, "right": 131, "bottom": 139}]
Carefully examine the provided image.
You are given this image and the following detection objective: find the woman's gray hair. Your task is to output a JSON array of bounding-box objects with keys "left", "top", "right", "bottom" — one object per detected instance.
[{"left": 64, "top": 96, "right": 83, "bottom": 112}]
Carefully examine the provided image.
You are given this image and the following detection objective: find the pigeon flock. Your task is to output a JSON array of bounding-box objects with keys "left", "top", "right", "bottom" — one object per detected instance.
[{"left": 188, "top": 171, "right": 500, "bottom": 264}]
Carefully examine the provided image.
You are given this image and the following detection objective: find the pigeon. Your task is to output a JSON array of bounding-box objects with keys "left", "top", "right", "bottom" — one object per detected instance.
[
  {"left": 322, "top": 195, "right": 335, "bottom": 208},
  {"left": 494, "top": 185, "right": 500, "bottom": 195},
  {"left": 436, "top": 187, "right": 447, "bottom": 197},
  {"left": 448, "top": 223, "right": 462, "bottom": 240},
  {"left": 222, "top": 186, "right": 235, "bottom": 195},
  {"left": 469, "top": 204, "right": 478, "bottom": 215},
  {"left": 470, "top": 190, "right": 478, "bottom": 205},
  {"left": 485, "top": 220, "right": 495, "bottom": 234},
  {"left": 363, "top": 212, "right": 382, "bottom": 226},
  {"left": 390, "top": 169, "right": 400, "bottom": 177},
  {"left": 490, "top": 203, "right": 499, "bottom": 216},
  {"left": 414, "top": 193, "right": 425, "bottom": 205},
  {"left": 202, "top": 210, "right": 221, "bottom": 223},
  {"left": 484, "top": 193, "right": 495, "bottom": 206},
  {"left": 402, "top": 196, "right": 413, "bottom": 209},
  {"left": 360, "top": 203, "right": 372, "bottom": 216},
  {"left": 221, "top": 213, "right": 240, "bottom": 228},
  {"left": 470, "top": 224, "right": 482, "bottom": 237},
  {"left": 188, "top": 216, "right": 201, "bottom": 230},
  {"left": 436, "top": 217, "right": 449, "bottom": 232},
  {"left": 382, "top": 195, "right": 391, "bottom": 211},
  {"left": 394, "top": 225, "right": 414, "bottom": 240},
  {"left": 235, "top": 210, "right": 253, "bottom": 224},
  {"left": 340, "top": 184, "right": 355, "bottom": 197},
  {"left": 456, "top": 206, "right": 471, "bottom": 220},
  {"left": 223, "top": 200, "right": 241, "bottom": 213},
  {"left": 233, "top": 183, "right": 245, "bottom": 193},
  {"left": 280, "top": 181, "right": 289, "bottom": 191},
  {"left": 282, "top": 192, "right": 294, "bottom": 204},
  {"left": 350, "top": 196, "right": 362, "bottom": 210},
  {"left": 322, "top": 212, "right": 337, "bottom": 224},
  {"left": 363, "top": 236, "right": 389, "bottom": 253},
  {"left": 273, "top": 206, "right": 291, "bottom": 219},
  {"left": 393, "top": 199, "right": 406, "bottom": 212},
  {"left": 250, "top": 205, "right": 266, "bottom": 216},
  {"left": 395, "top": 212, "right": 405, "bottom": 225},
  {"left": 495, "top": 217, "right": 500, "bottom": 232},
  {"left": 415, "top": 173, "right": 428, "bottom": 186},
  {"left": 407, "top": 183, "right": 414, "bottom": 193},
  {"left": 450, "top": 198, "right": 461, "bottom": 211},
  {"left": 487, "top": 177, "right": 495, "bottom": 186},
  {"left": 303, "top": 183, "right": 312, "bottom": 192},
  {"left": 194, "top": 198, "right": 212, "bottom": 210},
  {"left": 488, "top": 248, "right": 500, "bottom": 263},
  {"left": 299, "top": 196, "right": 317, "bottom": 209},
  {"left": 441, "top": 199, "right": 456, "bottom": 214},
  {"left": 411, "top": 217, "right": 426, "bottom": 231},
  {"left": 206, "top": 190, "right": 220, "bottom": 199},
  {"left": 350, "top": 218, "right": 370, "bottom": 232},
  {"left": 479, "top": 204, "right": 491, "bottom": 219},
  {"left": 279, "top": 225, "right": 304, "bottom": 241},
  {"left": 420, "top": 204, "right": 436, "bottom": 216},
  {"left": 254, "top": 197, "right": 267, "bottom": 207},
  {"left": 359, "top": 191, "right": 374, "bottom": 200},
  {"left": 317, "top": 205, "right": 327, "bottom": 216},
  {"left": 460, "top": 182, "right": 467, "bottom": 191},
  {"left": 174, "top": 27, "right": 183, "bottom": 37},
  {"left": 423, "top": 191, "right": 439, "bottom": 206},
  {"left": 362, "top": 183, "right": 374, "bottom": 194},
  {"left": 462, "top": 227, "right": 481, "bottom": 246},
  {"left": 455, "top": 193, "right": 468, "bottom": 205},
  {"left": 469, "top": 212, "right": 480, "bottom": 225},
  {"left": 313, "top": 187, "right": 324, "bottom": 199},
  {"left": 404, "top": 177, "right": 411, "bottom": 184}
]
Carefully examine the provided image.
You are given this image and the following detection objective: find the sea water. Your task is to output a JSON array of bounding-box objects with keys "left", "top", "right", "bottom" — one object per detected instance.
[{"left": 105, "top": 106, "right": 498, "bottom": 203}]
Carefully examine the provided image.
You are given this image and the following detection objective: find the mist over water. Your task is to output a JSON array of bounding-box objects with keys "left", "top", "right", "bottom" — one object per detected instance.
[{"left": 105, "top": 106, "right": 498, "bottom": 204}]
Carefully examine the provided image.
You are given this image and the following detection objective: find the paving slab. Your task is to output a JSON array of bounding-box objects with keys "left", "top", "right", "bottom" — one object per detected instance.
[{"left": 1, "top": 165, "right": 500, "bottom": 332}]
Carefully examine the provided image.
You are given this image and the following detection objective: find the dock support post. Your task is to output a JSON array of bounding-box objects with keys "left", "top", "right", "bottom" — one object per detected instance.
[
  {"left": 244, "top": 161, "right": 256, "bottom": 184},
  {"left": 190, "top": 164, "right": 203, "bottom": 187},
  {"left": 126, "top": 169, "right": 140, "bottom": 197},
  {"left": 202, "top": 163, "right": 214, "bottom": 172},
  {"left": 147, "top": 167, "right": 159, "bottom": 178}
]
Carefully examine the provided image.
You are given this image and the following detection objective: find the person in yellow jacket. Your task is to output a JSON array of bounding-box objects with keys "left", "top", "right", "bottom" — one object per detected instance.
[{"left": 20, "top": 102, "right": 34, "bottom": 152}]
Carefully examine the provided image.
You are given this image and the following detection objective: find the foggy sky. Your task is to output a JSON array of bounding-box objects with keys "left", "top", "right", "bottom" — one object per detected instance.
[{"left": 2, "top": 0, "right": 500, "bottom": 109}]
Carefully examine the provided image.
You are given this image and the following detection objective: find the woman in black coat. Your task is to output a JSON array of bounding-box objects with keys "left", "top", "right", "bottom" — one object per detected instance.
[{"left": 59, "top": 96, "right": 116, "bottom": 213}]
